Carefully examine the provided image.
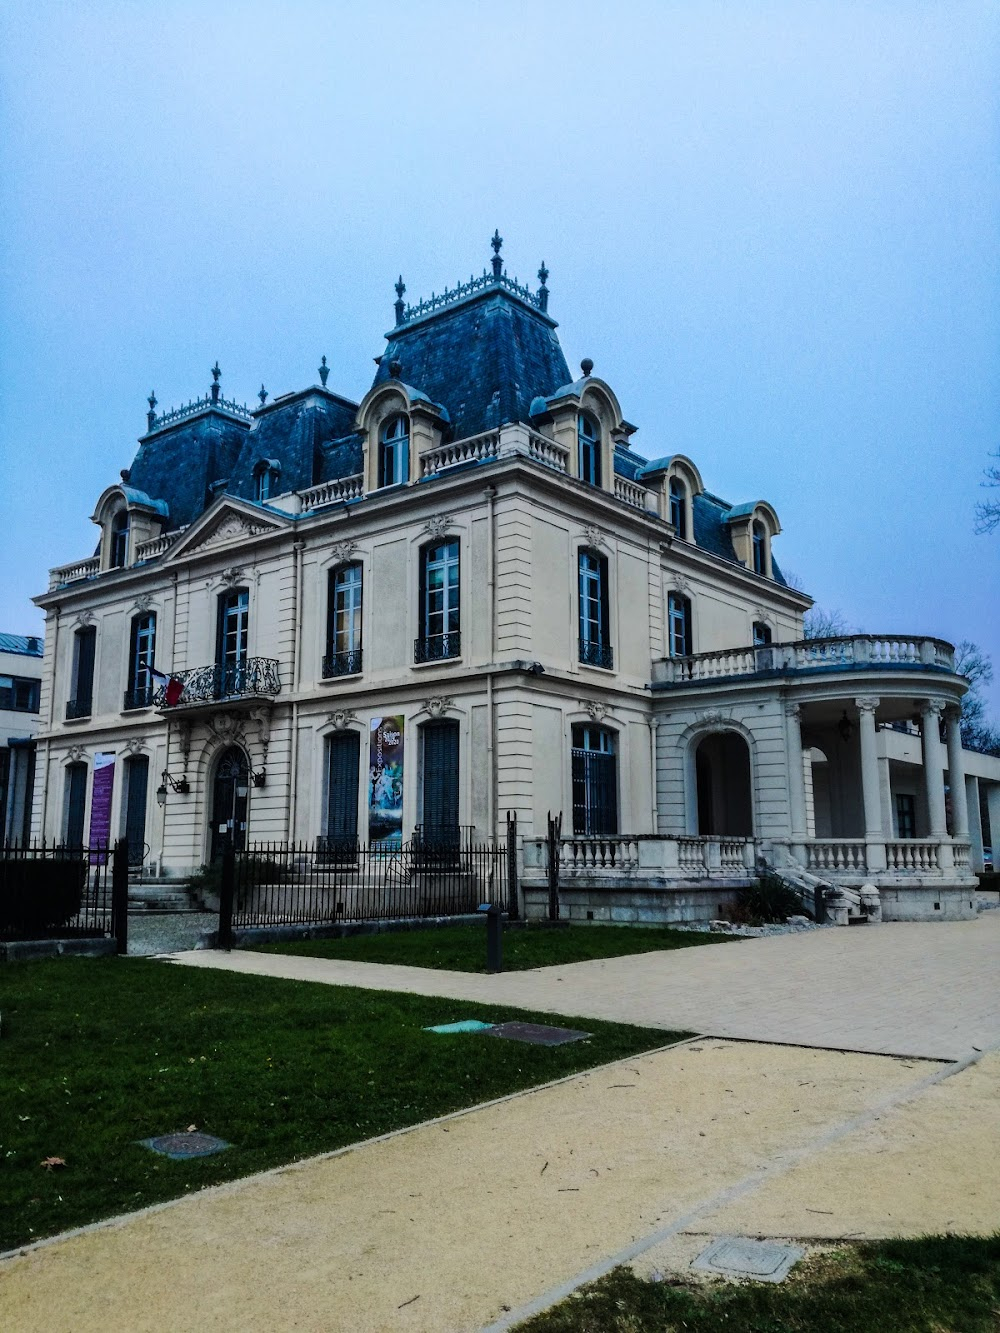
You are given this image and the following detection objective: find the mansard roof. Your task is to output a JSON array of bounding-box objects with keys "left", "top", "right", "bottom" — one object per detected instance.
[{"left": 228, "top": 387, "right": 358, "bottom": 501}]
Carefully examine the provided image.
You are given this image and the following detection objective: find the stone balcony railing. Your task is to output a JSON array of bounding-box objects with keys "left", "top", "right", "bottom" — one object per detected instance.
[
  {"left": 49, "top": 556, "right": 100, "bottom": 589},
  {"left": 299, "top": 473, "right": 364, "bottom": 510},
  {"left": 419, "top": 430, "right": 501, "bottom": 477},
  {"left": 135, "top": 528, "right": 187, "bottom": 562},
  {"left": 654, "top": 635, "right": 956, "bottom": 685},
  {"left": 522, "top": 834, "right": 757, "bottom": 884}
]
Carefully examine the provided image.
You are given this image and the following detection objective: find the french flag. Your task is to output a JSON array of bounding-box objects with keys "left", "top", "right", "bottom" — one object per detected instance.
[{"left": 150, "top": 666, "right": 184, "bottom": 707}]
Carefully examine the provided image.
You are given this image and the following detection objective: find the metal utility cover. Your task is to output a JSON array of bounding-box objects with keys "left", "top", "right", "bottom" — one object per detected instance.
[
  {"left": 692, "top": 1236, "right": 804, "bottom": 1283},
  {"left": 488, "top": 1022, "right": 591, "bottom": 1045},
  {"left": 140, "top": 1132, "right": 231, "bottom": 1160}
]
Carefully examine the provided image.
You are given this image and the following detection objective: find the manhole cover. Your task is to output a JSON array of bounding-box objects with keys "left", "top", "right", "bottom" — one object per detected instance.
[
  {"left": 140, "top": 1132, "right": 231, "bottom": 1160},
  {"left": 692, "top": 1236, "right": 803, "bottom": 1282},
  {"left": 488, "top": 1022, "right": 591, "bottom": 1046}
]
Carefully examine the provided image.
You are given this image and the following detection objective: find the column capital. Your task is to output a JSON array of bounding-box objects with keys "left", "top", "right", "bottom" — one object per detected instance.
[
  {"left": 921, "top": 698, "right": 946, "bottom": 720},
  {"left": 944, "top": 703, "right": 963, "bottom": 724},
  {"left": 854, "top": 695, "right": 880, "bottom": 715},
  {"left": 783, "top": 701, "right": 802, "bottom": 720}
]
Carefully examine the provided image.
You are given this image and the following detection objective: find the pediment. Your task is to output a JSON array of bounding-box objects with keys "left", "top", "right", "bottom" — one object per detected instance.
[{"left": 165, "top": 499, "right": 289, "bottom": 561}]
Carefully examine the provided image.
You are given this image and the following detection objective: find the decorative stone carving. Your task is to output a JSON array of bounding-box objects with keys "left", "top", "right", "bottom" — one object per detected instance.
[
  {"left": 329, "top": 538, "right": 359, "bottom": 564},
  {"left": 921, "top": 698, "right": 946, "bottom": 720},
  {"left": 581, "top": 523, "right": 607, "bottom": 550},
  {"left": 133, "top": 593, "right": 155, "bottom": 614},
  {"left": 219, "top": 565, "right": 245, "bottom": 589},
  {"left": 422, "top": 514, "right": 452, "bottom": 542},
  {"left": 194, "top": 512, "right": 266, "bottom": 550},
  {"left": 326, "top": 708, "right": 357, "bottom": 731},
  {"left": 250, "top": 706, "right": 272, "bottom": 760},
  {"left": 75, "top": 610, "right": 95, "bottom": 628},
  {"left": 783, "top": 702, "right": 802, "bottom": 720},
  {"left": 584, "top": 700, "right": 608, "bottom": 722},
  {"left": 671, "top": 574, "right": 691, "bottom": 596},
  {"left": 174, "top": 720, "right": 192, "bottom": 765},
  {"left": 67, "top": 745, "right": 86, "bottom": 763},
  {"left": 854, "top": 695, "right": 880, "bottom": 714},
  {"left": 421, "top": 696, "right": 454, "bottom": 719},
  {"left": 125, "top": 737, "right": 147, "bottom": 754},
  {"left": 697, "top": 708, "right": 730, "bottom": 725}
]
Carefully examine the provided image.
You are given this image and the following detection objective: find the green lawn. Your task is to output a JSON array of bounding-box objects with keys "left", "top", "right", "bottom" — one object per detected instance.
[
  {"left": 256, "top": 921, "right": 733, "bottom": 971},
  {"left": 516, "top": 1237, "right": 1000, "bottom": 1332},
  {"left": 0, "top": 957, "right": 679, "bottom": 1252}
]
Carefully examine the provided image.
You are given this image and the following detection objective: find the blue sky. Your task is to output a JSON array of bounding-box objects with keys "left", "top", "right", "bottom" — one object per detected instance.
[{"left": 2, "top": 2, "right": 998, "bottom": 710}]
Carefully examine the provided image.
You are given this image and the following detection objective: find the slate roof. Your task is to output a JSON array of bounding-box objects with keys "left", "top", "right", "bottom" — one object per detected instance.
[
  {"left": 127, "top": 409, "right": 250, "bottom": 529},
  {"left": 374, "top": 288, "right": 571, "bottom": 440},
  {"left": 0, "top": 633, "right": 43, "bottom": 657},
  {"left": 228, "top": 390, "right": 359, "bottom": 501}
]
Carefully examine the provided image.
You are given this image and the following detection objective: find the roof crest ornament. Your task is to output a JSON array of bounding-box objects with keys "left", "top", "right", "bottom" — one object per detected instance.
[
  {"left": 210, "top": 362, "right": 221, "bottom": 404},
  {"left": 394, "top": 234, "right": 547, "bottom": 326},
  {"left": 147, "top": 391, "right": 157, "bottom": 432},
  {"left": 537, "top": 261, "right": 549, "bottom": 312},
  {"left": 258, "top": 385, "right": 268, "bottom": 406},
  {"left": 491, "top": 228, "right": 503, "bottom": 277},
  {"left": 394, "top": 276, "right": 406, "bottom": 326},
  {"left": 319, "top": 355, "right": 330, "bottom": 387}
]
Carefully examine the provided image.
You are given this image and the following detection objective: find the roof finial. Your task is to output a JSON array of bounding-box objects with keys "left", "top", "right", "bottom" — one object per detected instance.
[
  {"left": 581, "top": 358, "right": 594, "bottom": 378},
  {"left": 491, "top": 228, "right": 503, "bottom": 278},
  {"left": 210, "top": 361, "right": 221, "bottom": 403},
  {"left": 319, "top": 354, "right": 329, "bottom": 387},
  {"left": 537, "top": 260, "right": 549, "bottom": 312},
  {"left": 388, "top": 358, "right": 402, "bottom": 379},
  {"left": 394, "top": 275, "right": 406, "bottom": 325},
  {"left": 258, "top": 384, "right": 268, "bottom": 406},
  {"left": 146, "top": 390, "right": 157, "bottom": 431}
]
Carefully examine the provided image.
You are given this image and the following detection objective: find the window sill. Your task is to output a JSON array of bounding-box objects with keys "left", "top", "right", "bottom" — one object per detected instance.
[
  {"left": 411, "top": 656, "right": 463, "bottom": 671},
  {"left": 577, "top": 661, "right": 616, "bottom": 676},
  {"left": 319, "top": 670, "right": 362, "bottom": 682}
]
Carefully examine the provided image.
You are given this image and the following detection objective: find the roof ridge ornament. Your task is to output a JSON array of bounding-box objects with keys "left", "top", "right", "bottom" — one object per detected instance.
[
  {"left": 394, "top": 276, "right": 406, "bottom": 326},
  {"left": 537, "top": 261, "right": 549, "bottom": 312},
  {"left": 210, "top": 362, "right": 221, "bottom": 404},
  {"left": 258, "top": 385, "right": 268, "bottom": 405},
  {"left": 491, "top": 228, "right": 503, "bottom": 278},
  {"left": 319, "top": 355, "right": 329, "bottom": 387},
  {"left": 147, "top": 391, "right": 158, "bottom": 431}
]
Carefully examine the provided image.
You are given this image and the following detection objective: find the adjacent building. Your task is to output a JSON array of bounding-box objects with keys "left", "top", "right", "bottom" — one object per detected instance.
[
  {"left": 1, "top": 633, "right": 43, "bottom": 844},
  {"left": 30, "top": 236, "right": 998, "bottom": 918}
]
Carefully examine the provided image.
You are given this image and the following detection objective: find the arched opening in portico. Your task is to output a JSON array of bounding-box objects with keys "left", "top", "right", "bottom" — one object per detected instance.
[{"left": 694, "top": 732, "right": 753, "bottom": 836}]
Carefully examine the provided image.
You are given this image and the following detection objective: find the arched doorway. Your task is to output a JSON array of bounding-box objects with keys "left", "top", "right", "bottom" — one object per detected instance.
[
  {"left": 210, "top": 746, "right": 249, "bottom": 861},
  {"left": 694, "top": 732, "right": 753, "bottom": 836}
]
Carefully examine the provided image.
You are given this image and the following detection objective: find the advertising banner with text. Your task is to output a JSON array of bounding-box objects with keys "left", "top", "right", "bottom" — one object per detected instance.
[
  {"left": 88, "top": 752, "right": 115, "bottom": 863},
  {"left": 368, "top": 716, "right": 404, "bottom": 847}
]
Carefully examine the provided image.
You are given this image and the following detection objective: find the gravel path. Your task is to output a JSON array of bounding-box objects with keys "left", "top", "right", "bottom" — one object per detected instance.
[{"left": 126, "top": 912, "right": 217, "bottom": 956}]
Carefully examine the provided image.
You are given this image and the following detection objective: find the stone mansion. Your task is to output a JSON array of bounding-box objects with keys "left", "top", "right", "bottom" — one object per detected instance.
[{"left": 30, "top": 235, "right": 998, "bottom": 921}]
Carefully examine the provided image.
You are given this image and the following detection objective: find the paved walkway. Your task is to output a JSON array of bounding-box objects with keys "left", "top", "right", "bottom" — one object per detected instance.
[{"left": 168, "top": 913, "right": 1000, "bottom": 1061}]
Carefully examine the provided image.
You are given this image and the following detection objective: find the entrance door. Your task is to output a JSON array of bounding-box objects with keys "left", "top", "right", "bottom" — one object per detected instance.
[
  {"left": 421, "top": 721, "right": 459, "bottom": 849},
  {"left": 210, "top": 746, "right": 249, "bottom": 861},
  {"left": 124, "top": 755, "right": 149, "bottom": 865}
]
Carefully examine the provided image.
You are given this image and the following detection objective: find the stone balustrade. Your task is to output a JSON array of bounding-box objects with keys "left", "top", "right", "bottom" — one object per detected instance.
[
  {"left": 49, "top": 556, "right": 100, "bottom": 589},
  {"left": 298, "top": 473, "right": 364, "bottom": 510},
  {"left": 419, "top": 431, "right": 500, "bottom": 477},
  {"left": 805, "top": 840, "right": 868, "bottom": 873},
  {"left": 886, "top": 840, "right": 941, "bottom": 872},
  {"left": 522, "top": 833, "right": 756, "bottom": 885},
  {"left": 526, "top": 431, "right": 570, "bottom": 473},
  {"left": 135, "top": 528, "right": 186, "bottom": 562},
  {"left": 655, "top": 634, "right": 956, "bottom": 685},
  {"left": 613, "top": 474, "right": 648, "bottom": 510}
]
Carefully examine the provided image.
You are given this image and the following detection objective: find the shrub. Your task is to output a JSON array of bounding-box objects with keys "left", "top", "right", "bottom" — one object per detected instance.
[
  {"left": 728, "top": 870, "right": 803, "bottom": 925},
  {"left": 0, "top": 857, "right": 86, "bottom": 937}
]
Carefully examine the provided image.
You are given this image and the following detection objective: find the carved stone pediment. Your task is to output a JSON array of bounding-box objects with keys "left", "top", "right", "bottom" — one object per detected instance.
[{"left": 167, "top": 503, "right": 286, "bottom": 561}]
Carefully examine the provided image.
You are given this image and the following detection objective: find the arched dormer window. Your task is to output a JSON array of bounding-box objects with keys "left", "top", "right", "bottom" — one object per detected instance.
[
  {"left": 577, "top": 413, "right": 601, "bottom": 486},
  {"left": 378, "top": 415, "right": 409, "bottom": 488},
  {"left": 752, "top": 521, "right": 767, "bottom": 575},
  {"left": 254, "top": 461, "right": 280, "bottom": 503},
  {"left": 110, "top": 510, "right": 129, "bottom": 568},
  {"left": 669, "top": 477, "right": 687, "bottom": 539}
]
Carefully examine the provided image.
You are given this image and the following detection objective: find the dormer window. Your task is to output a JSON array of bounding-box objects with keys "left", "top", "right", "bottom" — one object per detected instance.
[
  {"left": 378, "top": 415, "right": 409, "bottom": 488},
  {"left": 254, "top": 462, "right": 279, "bottom": 503},
  {"left": 577, "top": 413, "right": 601, "bottom": 486},
  {"left": 669, "top": 477, "right": 687, "bottom": 539},
  {"left": 752, "top": 521, "right": 767, "bottom": 575},
  {"left": 752, "top": 621, "right": 772, "bottom": 647},
  {"left": 110, "top": 511, "right": 129, "bottom": 568}
]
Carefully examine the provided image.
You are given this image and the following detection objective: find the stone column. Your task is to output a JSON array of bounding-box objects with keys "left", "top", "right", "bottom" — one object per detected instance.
[
  {"left": 878, "top": 756, "right": 895, "bottom": 839},
  {"left": 945, "top": 706, "right": 969, "bottom": 839},
  {"left": 966, "top": 774, "right": 984, "bottom": 872},
  {"left": 986, "top": 783, "right": 1000, "bottom": 866},
  {"left": 920, "top": 700, "right": 951, "bottom": 867},
  {"left": 785, "top": 702, "right": 808, "bottom": 841},
  {"left": 856, "top": 696, "right": 887, "bottom": 872}
]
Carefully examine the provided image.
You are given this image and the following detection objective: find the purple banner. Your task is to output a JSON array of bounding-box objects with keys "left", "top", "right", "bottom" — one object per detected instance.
[{"left": 88, "top": 752, "right": 115, "bottom": 863}]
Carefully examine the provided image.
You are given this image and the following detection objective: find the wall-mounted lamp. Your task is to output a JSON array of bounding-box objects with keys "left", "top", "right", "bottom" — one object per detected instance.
[
  {"left": 836, "top": 710, "right": 855, "bottom": 743},
  {"left": 252, "top": 769, "right": 267, "bottom": 788},
  {"left": 156, "top": 769, "right": 190, "bottom": 806}
]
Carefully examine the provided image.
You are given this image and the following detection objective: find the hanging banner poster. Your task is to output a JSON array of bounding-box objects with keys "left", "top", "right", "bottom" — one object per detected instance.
[
  {"left": 88, "top": 752, "right": 116, "bottom": 864},
  {"left": 368, "top": 716, "right": 404, "bottom": 848}
]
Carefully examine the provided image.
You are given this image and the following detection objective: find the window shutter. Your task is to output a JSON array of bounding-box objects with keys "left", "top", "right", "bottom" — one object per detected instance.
[
  {"left": 326, "top": 732, "right": 360, "bottom": 844},
  {"left": 421, "top": 721, "right": 459, "bottom": 841}
]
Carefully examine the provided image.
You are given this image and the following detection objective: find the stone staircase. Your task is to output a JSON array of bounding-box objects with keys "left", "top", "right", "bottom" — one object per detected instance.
[
  {"left": 764, "top": 853, "right": 879, "bottom": 926},
  {"left": 127, "top": 880, "right": 198, "bottom": 913}
]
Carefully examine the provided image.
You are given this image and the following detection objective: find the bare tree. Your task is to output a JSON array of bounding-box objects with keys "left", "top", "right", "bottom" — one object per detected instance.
[
  {"left": 802, "top": 607, "right": 851, "bottom": 640},
  {"left": 954, "top": 640, "right": 1000, "bottom": 754},
  {"left": 975, "top": 448, "right": 1000, "bottom": 534}
]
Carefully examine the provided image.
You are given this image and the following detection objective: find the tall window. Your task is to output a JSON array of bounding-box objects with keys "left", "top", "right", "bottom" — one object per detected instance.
[
  {"left": 216, "top": 588, "right": 249, "bottom": 694},
  {"left": 67, "top": 625, "right": 97, "bottom": 719},
  {"left": 416, "top": 539, "right": 460, "bottom": 661},
  {"left": 895, "top": 792, "right": 916, "bottom": 839},
  {"left": 254, "top": 464, "right": 279, "bottom": 502},
  {"left": 378, "top": 414, "right": 409, "bottom": 488},
  {"left": 110, "top": 510, "right": 129, "bottom": 568},
  {"left": 752, "top": 621, "right": 772, "bottom": 647},
  {"left": 64, "top": 763, "right": 87, "bottom": 847},
  {"left": 577, "top": 413, "right": 601, "bottom": 486},
  {"left": 578, "top": 549, "right": 613, "bottom": 669},
  {"left": 669, "top": 477, "right": 687, "bottom": 539},
  {"left": 325, "top": 563, "right": 363, "bottom": 676},
  {"left": 667, "top": 592, "right": 692, "bottom": 658},
  {"left": 125, "top": 612, "right": 156, "bottom": 710},
  {"left": 752, "top": 520, "right": 767, "bottom": 575},
  {"left": 571, "top": 724, "right": 618, "bottom": 835},
  {"left": 324, "top": 731, "right": 361, "bottom": 856}
]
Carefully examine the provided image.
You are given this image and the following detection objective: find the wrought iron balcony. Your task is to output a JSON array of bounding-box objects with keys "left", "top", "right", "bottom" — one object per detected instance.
[
  {"left": 579, "top": 639, "right": 615, "bottom": 670},
  {"left": 322, "top": 648, "right": 363, "bottom": 678},
  {"left": 154, "top": 658, "right": 280, "bottom": 709},
  {"left": 123, "top": 686, "right": 155, "bottom": 712},
  {"left": 65, "top": 697, "right": 92, "bottom": 720},
  {"left": 413, "top": 632, "right": 461, "bottom": 664}
]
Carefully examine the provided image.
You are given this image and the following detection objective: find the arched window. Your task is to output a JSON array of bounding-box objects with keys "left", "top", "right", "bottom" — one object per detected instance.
[
  {"left": 667, "top": 592, "right": 692, "bottom": 658},
  {"left": 325, "top": 563, "right": 363, "bottom": 676},
  {"left": 571, "top": 724, "right": 618, "bottom": 835},
  {"left": 125, "top": 612, "right": 156, "bottom": 710},
  {"left": 254, "top": 463, "right": 279, "bottom": 502},
  {"left": 416, "top": 539, "right": 460, "bottom": 661},
  {"left": 378, "top": 415, "right": 409, "bottom": 488},
  {"left": 578, "top": 549, "right": 613, "bottom": 669},
  {"left": 669, "top": 477, "right": 687, "bottom": 539},
  {"left": 577, "top": 413, "right": 601, "bottom": 486},
  {"left": 752, "top": 621, "right": 772, "bottom": 647},
  {"left": 110, "top": 510, "right": 129, "bottom": 568},
  {"left": 752, "top": 520, "right": 767, "bottom": 575}
]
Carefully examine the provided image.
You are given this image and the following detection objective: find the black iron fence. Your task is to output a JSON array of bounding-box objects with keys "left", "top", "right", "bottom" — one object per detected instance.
[
  {"left": 220, "top": 824, "right": 516, "bottom": 943},
  {"left": 0, "top": 839, "right": 129, "bottom": 950}
]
